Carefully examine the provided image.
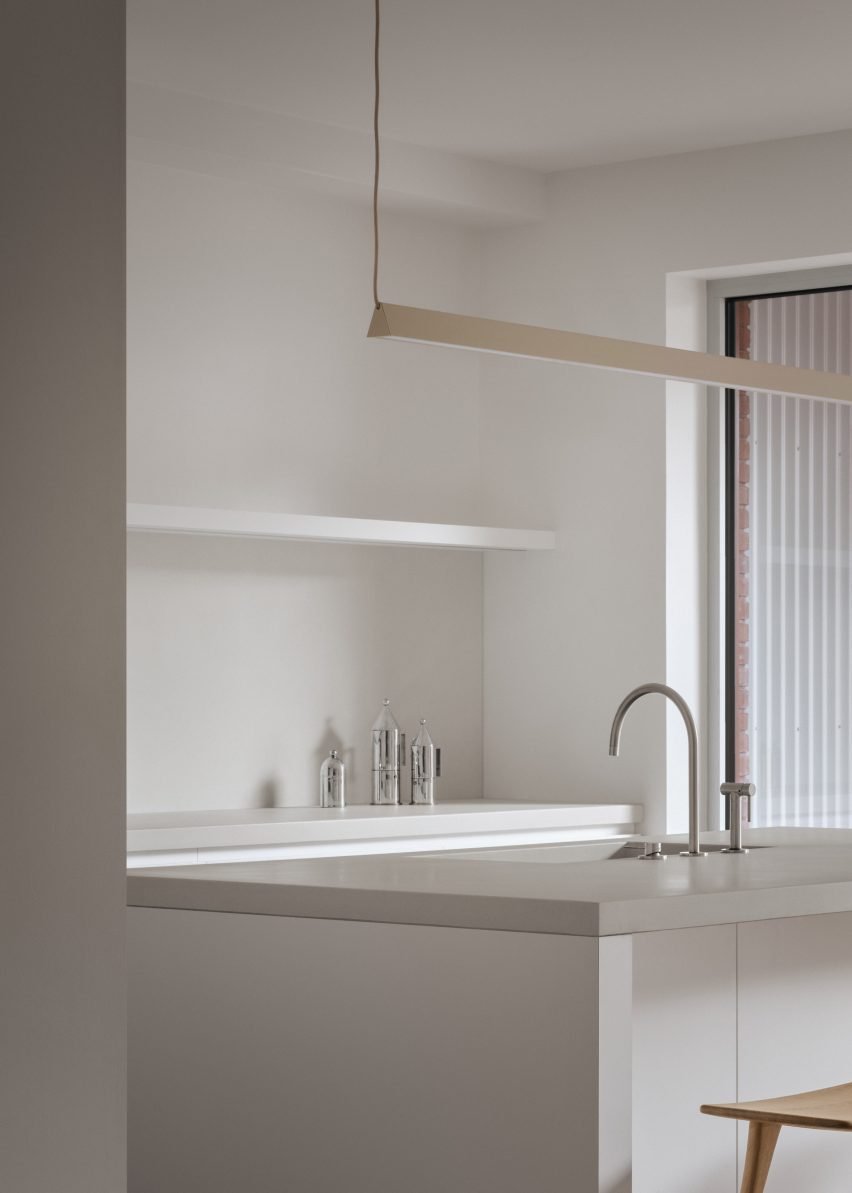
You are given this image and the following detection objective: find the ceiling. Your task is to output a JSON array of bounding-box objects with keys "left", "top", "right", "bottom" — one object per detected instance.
[{"left": 128, "top": 0, "right": 852, "bottom": 173}]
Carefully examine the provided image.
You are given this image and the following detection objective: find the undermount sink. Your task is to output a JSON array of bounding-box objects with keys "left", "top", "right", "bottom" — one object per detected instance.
[
  {"left": 427, "top": 827, "right": 852, "bottom": 866},
  {"left": 433, "top": 838, "right": 768, "bottom": 865}
]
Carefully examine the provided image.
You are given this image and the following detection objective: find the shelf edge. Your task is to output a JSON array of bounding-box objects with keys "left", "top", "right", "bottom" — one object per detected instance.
[{"left": 126, "top": 503, "right": 556, "bottom": 551}]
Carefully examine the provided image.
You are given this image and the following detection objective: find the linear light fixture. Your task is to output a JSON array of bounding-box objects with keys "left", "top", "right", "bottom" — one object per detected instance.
[
  {"left": 368, "top": 303, "right": 852, "bottom": 403},
  {"left": 364, "top": 3, "right": 852, "bottom": 406}
]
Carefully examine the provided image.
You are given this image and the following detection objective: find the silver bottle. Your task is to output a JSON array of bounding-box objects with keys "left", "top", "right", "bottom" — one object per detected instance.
[
  {"left": 320, "top": 750, "right": 345, "bottom": 809},
  {"left": 410, "top": 719, "right": 441, "bottom": 805},
  {"left": 371, "top": 699, "right": 405, "bottom": 805}
]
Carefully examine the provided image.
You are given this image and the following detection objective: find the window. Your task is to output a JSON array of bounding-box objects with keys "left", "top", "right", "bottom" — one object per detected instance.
[{"left": 724, "top": 284, "right": 852, "bottom": 826}]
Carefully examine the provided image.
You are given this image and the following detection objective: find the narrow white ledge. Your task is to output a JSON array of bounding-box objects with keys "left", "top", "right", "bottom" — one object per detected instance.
[
  {"left": 127, "top": 504, "right": 556, "bottom": 552},
  {"left": 127, "top": 801, "right": 642, "bottom": 855}
]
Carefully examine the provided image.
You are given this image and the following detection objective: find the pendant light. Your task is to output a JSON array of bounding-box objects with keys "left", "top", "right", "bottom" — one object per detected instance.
[{"left": 365, "top": 3, "right": 852, "bottom": 405}]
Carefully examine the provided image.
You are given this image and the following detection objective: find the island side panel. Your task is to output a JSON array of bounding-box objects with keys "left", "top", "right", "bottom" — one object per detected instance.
[
  {"left": 737, "top": 912, "right": 852, "bottom": 1193},
  {"left": 128, "top": 907, "right": 617, "bottom": 1193},
  {"left": 598, "top": 934, "right": 634, "bottom": 1193},
  {"left": 632, "top": 925, "right": 738, "bottom": 1193}
]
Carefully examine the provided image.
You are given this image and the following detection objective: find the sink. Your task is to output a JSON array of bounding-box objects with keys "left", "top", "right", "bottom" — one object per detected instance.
[
  {"left": 423, "top": 827, "right": 852, "bottom": 866},
  {"left": 431, "top": 838, "right": 647, "bottom": 864},
  {"left": 431, "top": 838, "right": 767, "bottom": 865}
]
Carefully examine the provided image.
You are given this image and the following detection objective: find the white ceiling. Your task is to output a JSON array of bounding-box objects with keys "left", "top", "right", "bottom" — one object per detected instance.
[{"left": 128, "top": 0, "right": 852, "bottom": 173}]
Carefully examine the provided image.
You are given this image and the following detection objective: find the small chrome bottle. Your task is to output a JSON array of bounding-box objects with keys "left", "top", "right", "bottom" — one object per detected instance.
[
  {"left": 410, "top": 719, "right": 441, "bottom": 805},
  {"left": 320, "top": 750, "right": 345, "bottom": 809},
  {"left": 371, "top": 699, "right": 405, "bottom": 805}
]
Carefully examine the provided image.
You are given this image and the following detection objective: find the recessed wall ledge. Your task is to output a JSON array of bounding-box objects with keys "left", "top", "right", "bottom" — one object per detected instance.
[{"left": 126, "top": 802, "right": 643, "bottom": 864}]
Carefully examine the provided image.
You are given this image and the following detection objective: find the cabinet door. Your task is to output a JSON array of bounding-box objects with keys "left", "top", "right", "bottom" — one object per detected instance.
[
  {"left": 632, "top": 925, "right": 738, "bottom": 1193},
  {"left": 738, "top": 912, "right": 852, "bottom": 1193}
]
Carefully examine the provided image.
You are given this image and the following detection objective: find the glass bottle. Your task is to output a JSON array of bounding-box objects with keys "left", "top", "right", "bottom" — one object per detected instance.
[
  {"left": 410, "top": 719, "right": 441, "bottom": 805},
  {"left": 371, "top": 699, "right": 405, "bottom": 805},
  {"left": 320, "top": 750, "right": 345, "bottom": 809}
]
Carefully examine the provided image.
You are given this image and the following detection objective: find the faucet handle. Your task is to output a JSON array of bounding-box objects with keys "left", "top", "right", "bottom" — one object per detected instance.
[
  {"left": 720, "top": 783, "right": 756, "bottom": 853},
  {"left": 720, "top": 782, "right": 755, "bottom": 818},
  {"left": 720, "top": 782, "right": 756, "bottom": 796}
]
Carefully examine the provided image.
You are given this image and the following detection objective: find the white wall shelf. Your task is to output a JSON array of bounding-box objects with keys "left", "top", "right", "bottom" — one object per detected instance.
[{"left": 126, "top": 503, "right": 555, "bottom": 552}]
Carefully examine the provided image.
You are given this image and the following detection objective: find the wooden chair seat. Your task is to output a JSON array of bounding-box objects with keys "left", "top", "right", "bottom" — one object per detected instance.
[{"left": 701, "top": 1082, "right": 852, "bottom": 1193}]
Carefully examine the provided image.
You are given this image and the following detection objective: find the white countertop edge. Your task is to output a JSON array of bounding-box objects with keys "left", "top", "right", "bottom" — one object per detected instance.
[
  {"left": 127, "top": 801, "right": 643, "bottom": 852},
  {"left": 126, "top": 835, "right": 852, "bottom": 937},
  {"left": 127, "top": 875, "right": 603, "bottom": 935},
  {"left": 126, "top": 873, "right": 852, "bottom": 938},
  {"left": 599, "top": 881, "right": 852, "bottom": 936}
]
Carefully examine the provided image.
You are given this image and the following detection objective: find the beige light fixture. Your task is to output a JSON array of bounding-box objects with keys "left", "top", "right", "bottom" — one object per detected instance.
[
  {"left": 365, "top": 4, "right": 852, "bottom": 405},
  {"left": 368, "top": 303, "right": 852, "bottom": 403}
]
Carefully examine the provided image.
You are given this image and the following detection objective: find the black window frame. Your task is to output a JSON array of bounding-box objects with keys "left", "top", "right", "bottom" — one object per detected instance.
[{"left": 723, "top": 283, "right": 852, "bottom": 815}]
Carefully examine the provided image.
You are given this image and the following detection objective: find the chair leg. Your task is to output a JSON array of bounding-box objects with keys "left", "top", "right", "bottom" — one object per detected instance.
[{"left": 740, "top": 1121, "right": 781, "bottom": 1193}]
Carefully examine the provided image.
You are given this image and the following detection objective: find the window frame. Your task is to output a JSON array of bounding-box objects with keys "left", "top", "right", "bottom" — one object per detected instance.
[{"left": 706, "top": 267, "right": 852, "bottom": 828}]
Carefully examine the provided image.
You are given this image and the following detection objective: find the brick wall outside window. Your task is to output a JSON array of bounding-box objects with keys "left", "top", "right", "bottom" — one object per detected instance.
[{"left": 728, "top": 287, "right": 852, "bottom": 826}]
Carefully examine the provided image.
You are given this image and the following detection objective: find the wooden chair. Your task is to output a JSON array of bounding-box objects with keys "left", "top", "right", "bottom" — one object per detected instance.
[{"left": 701, "top": 1082, "right": 852, "bottom": 1193}]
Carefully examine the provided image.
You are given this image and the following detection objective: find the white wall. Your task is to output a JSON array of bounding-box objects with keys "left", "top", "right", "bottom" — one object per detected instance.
[
  {"left": 479, "top": 130, "right": 852, "bottom": 832},
  {"left": 129, "top": 115, "right": 852, "bottom": 825},
  {"left": 127, "top": 160, "right": 484, "bottom": 809},
  {"left": 0, "top": 4, "right": 126, "bottom": 1190}
]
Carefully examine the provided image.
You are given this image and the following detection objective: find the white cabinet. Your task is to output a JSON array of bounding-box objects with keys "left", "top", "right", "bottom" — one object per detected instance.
[
  {"left": 632, "top": 913, "right": 852, "bottom": 1193},
  {"left": 737, "top": 913, "right": 852, "bottom": 1193},
  {"left": 633, "top": 926, "right": 737, "bottom": 1193},
  {"left": 128, "top": 909, "right": 852, "bottom": 1193},
  {"left": 128, "top": 908, "right": 617, "bottom": 1193}
]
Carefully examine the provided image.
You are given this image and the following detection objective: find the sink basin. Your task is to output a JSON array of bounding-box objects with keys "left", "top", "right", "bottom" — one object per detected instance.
[
  {"left": 431, "top": 838, "right": 766, "bottom": 865},
  {"left": 426, "top": 827, "right": 852, "bottom": 867}
]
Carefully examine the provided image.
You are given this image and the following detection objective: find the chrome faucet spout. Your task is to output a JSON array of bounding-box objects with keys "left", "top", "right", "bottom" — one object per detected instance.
[{"left": 608, "top": 682, "right": 706, "bottom": 857}]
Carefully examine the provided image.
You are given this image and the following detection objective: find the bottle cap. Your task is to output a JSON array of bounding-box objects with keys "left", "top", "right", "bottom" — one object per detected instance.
[{"left": 373, "top": 698, "right": 401, "bottom": 733}]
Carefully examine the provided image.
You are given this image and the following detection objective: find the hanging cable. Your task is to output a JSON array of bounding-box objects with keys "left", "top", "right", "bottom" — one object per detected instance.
[{"left": 372, "top": 0, "right": 381, "bottom": 309}]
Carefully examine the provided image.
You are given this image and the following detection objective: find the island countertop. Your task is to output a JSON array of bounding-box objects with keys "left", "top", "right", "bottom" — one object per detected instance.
[{"left": 127, "top": 828, "right": 852, "bottom": 936}]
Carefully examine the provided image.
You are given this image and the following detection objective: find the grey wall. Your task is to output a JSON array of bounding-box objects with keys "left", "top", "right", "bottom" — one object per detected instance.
[{"left": 0, "top": 4, "right": 126, "bottom": 1191}]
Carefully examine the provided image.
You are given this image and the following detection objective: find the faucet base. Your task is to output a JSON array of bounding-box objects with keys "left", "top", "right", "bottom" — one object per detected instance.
[
  {"left": 721, "top": 846, "right": 749, "bottom": 854},
  {"left": 680, "top": 850, "right": 709, "bottom": 858}
]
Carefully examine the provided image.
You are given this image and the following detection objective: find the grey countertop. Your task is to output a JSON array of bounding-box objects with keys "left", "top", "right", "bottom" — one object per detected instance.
[{"left": 127, "top": 828, "right": 852, "bottom": 936}]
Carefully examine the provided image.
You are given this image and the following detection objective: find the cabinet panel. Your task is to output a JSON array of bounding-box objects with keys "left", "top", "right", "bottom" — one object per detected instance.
[
  {"left": 738, "top": 912, "right": 852, "bottom": 1193},
  {"left": 129, "top": 908, "right": 607, "bottom": 1193},
  {"left": 632, "top": 925, "right": 738, "bottom": 1193}
]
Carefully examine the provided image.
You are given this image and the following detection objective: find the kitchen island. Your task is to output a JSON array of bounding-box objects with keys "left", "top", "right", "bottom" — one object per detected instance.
[{"left": 128, "top": 830, "right": 852, "bottom": 1193}]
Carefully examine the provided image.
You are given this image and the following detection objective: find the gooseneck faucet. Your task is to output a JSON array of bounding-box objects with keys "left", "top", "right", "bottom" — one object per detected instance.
[{"left": 608, "top": 682, "right": 707, "bottom": 858}]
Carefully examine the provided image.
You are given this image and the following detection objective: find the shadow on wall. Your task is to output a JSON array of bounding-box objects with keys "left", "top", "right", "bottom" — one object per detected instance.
[{"left": 253, "top": 775, "right": 281, "bottom": 808}]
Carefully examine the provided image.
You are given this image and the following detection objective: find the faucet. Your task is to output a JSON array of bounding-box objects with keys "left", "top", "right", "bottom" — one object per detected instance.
[
  {"left": 720, "top": 782, "right": 756, "bottom": 853},
  {"left": 608, "top": 682, "right": 707, "bottom": 858}
]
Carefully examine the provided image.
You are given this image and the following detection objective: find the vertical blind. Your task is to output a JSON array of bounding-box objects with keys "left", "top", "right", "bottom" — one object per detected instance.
[{"left": 747, "top": 289, "right": 852, "bottom": 826}]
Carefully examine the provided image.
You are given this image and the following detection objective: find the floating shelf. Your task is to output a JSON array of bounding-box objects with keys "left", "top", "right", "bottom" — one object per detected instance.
[{"left": 126, "top": 504, "right": 556, "bottom": 552}]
